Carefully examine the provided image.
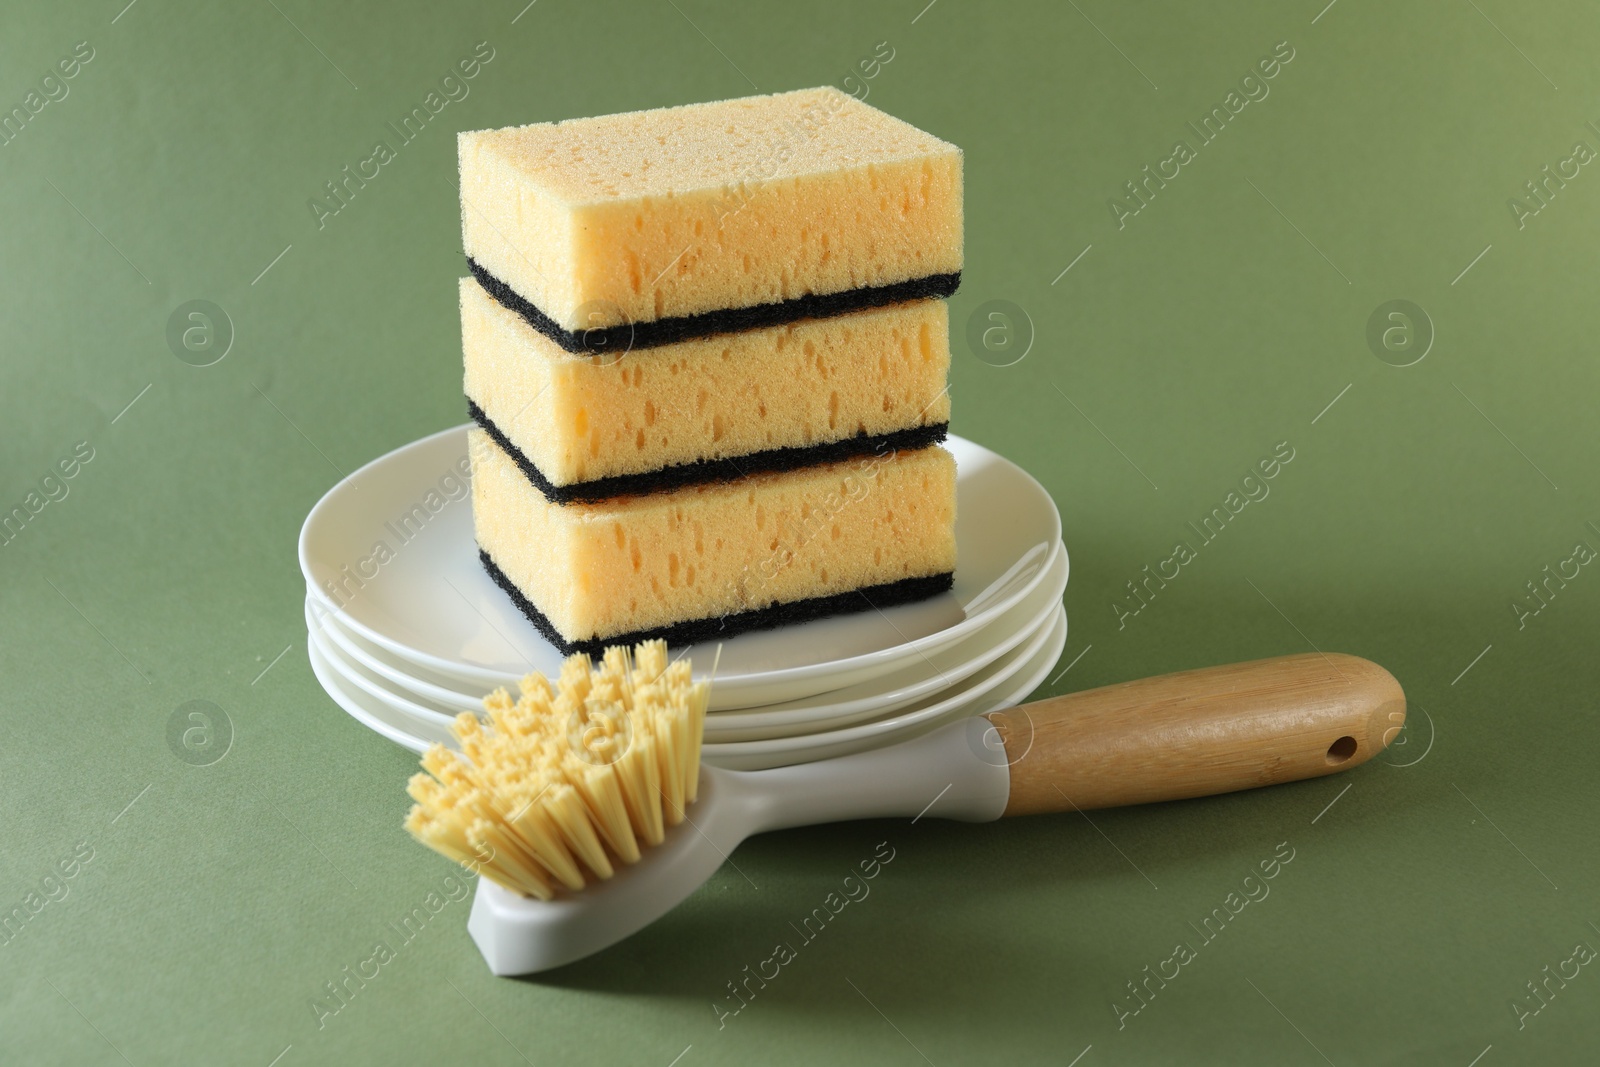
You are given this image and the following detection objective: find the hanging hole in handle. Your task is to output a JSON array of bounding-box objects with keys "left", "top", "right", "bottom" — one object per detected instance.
[{"left": 1326, "top": 735, "right": 1358, "bottom": 764}]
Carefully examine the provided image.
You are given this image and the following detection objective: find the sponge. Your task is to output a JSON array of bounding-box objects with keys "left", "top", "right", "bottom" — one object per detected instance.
[
  {"left": 469, "top": 429, "right": 957, "bottom": 654},
  {"left": 461, "top": 277, "right": 952, "bottom": 502},
  {"left": 458, "top": 87, "right": 962, "bottom": 351}
]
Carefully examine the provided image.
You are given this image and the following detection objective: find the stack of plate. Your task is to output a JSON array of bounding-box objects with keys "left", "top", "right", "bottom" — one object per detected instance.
[{"left": 299, "top": 426, "right": 1066, "bottom": 771}]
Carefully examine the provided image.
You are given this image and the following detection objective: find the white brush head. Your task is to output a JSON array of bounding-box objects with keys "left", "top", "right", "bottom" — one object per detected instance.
[
  {"left": 406, "top": 640, "right": 1009, "bottom": 975},
  {"left": 467, "top": 766, "right": 750, "bottom": 975},
  {"left": 465, "top": 716, "right": 1009, "bottom": 975}
]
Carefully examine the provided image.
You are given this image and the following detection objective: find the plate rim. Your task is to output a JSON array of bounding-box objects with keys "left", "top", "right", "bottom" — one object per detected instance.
[
  {"left": 308, "top": 632, "right": 436, "bottom": 753},
  {"left": 308, "top": 535, "right": 1065, "bottom": 733},
  {"left": 700, "top": 603, "right": 1066, "bottom": 756},
  {"left": 310, "top": 587, "right": 1067, "bottom": 752},
  {"left": 310, "top": 601, "right": 1069, "bottom": 763},
  {"left": 309, "top": 605, "right": 1069, "bottom": 768},
  {"left": 701, "top": 606, "right": 1068, "bottom": 771},
  {"left": 703, "top": 541, "right": 1067, "bottom": 737}
]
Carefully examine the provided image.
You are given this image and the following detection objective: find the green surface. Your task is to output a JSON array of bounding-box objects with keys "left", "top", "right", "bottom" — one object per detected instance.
[{"left": 3, "top": 0, "right": 1598, "bottom": 1062}]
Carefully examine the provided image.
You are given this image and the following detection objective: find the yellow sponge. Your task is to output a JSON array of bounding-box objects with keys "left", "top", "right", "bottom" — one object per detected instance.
[
  {"left": 461, "top": 277, "right": 951, "bottom": 501},
  {"left": 470, "top": 429, "right": 956, "bottom": 653},
  {"left": 458, "top": 87, "right": 962, "bottom": 348}
]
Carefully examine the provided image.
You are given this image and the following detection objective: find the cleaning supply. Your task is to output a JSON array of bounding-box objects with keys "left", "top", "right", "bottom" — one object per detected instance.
[
  {"left": 460, "top": 277, "right": 950, "bottom": 503},
  {"left": 469, "top": 429, "right": 956, "bottom": 655},
  {"left": 406, "top": 643, "right": 1406, "bottom": 974},
  {"left": 459, "top": 88, "right": 964, "bottom": 653},
  {"left": 457, "top": 86, "right": 962, "bottom": 350}
]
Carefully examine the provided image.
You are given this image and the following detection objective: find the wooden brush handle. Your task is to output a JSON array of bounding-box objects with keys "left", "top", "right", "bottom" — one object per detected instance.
[{"left": 986, "top": 653, "right": 1405, "bottom": 816}]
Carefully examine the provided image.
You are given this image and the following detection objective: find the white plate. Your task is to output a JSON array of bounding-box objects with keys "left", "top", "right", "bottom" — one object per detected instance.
[
  {"left": 309, "top": 598, "right": 1067, "bottom": 772},
  {"left": 309, "top": 582, "right": 1064, "bottom": 749},
  {"left": 309, "top": 598, "right": 484, "bottom": 714},
  {"left": 305, "top": 536, "right": 1065, "bottom": 739},
  {"left": 298, "top": 425, "right": 1062, "bottom": 710},
  {"left": 307, "top": 599, "right": 462, "bottom": 730},
  {"left": 308, "top": 632, "right": 454, "bottom": 752},
  {"left": 702, "top": 541, "right": 1066, "bottom": 740}
]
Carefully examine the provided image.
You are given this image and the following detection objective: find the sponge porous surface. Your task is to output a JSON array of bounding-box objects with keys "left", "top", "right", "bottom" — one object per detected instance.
[
  {"left": 458, "top": 87, "right": 963, "bottom": 331},
  {"left": 469, "top": 429, "right": 957, "bottom": 648},
  {"left": 461, "top": 277, "right": 953, "bottom": 494}
]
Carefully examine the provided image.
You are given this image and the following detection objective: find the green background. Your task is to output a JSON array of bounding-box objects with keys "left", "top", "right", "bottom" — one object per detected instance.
[{"left": 3, "top": 0, "right": 1597, "bottom": 1062}]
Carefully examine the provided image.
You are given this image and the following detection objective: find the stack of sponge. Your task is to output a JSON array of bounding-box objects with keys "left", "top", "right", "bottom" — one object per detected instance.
[{"left": 457, "top": 87, "right": 963, "bottom": 656}]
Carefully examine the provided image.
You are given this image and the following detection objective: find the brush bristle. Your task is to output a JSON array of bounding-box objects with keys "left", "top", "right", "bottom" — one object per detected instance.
[{"left": 404, "top": 639, "right": 710, "bottom": 900}]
